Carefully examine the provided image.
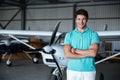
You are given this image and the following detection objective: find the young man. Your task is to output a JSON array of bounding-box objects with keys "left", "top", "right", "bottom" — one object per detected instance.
[{"left": 64, "top": 9, "right": 100, "bottom": 80}]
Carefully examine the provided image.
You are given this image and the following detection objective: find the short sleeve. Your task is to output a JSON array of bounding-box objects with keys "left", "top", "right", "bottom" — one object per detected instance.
[
  {"left": 64, "top": 33, "right": 71, "bottom": 45},
  {"left": 91, "top": 32, "right": 100, "bottom": 44}
]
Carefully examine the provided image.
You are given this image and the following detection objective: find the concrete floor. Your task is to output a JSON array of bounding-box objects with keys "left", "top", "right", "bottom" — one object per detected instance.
[{"left": 0, "top": 58, "right": 120, "bottom": 80}]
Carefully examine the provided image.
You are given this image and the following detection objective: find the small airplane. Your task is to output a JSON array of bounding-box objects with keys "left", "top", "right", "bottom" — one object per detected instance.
[
  {"left": 0, "top": 22, "right": 62, "bottom": 67},
  {"left": 0, "top": 21, "right": 120, "bottom": 80}
]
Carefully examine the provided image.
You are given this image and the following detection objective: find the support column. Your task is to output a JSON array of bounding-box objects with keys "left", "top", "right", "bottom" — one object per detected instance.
[
  {"left": 20, "top": 0, "right": 26, "bottom": 30},
  {"left": 73, "top": 4, "right": 77, "bottom": 30}
]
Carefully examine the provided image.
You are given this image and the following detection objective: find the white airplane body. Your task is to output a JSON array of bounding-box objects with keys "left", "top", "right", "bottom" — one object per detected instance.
[
  {"left": 40, "top": 44, "right": 68, "bottom": 67},
  {"left": 0, "top": 21, "right": 120, "bottom": 80}
]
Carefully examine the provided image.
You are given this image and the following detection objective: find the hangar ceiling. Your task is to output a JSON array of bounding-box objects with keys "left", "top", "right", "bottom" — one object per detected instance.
[{"left": 0, "top": 0, "right": 119, "bottom": 7}]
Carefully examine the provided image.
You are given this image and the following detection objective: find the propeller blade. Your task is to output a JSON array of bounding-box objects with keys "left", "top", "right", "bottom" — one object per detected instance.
[{"left": 49, "top": 21, "right": 61, "bottom": 46}]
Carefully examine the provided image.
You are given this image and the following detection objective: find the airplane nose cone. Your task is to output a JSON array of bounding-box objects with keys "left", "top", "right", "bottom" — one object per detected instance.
[{"left": 43, "top": 45, "right": 53, "bottom": 53}]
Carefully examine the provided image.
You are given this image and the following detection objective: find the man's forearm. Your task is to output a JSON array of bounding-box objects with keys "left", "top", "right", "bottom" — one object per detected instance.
[
  {"left": 75, "top": 49, "right": 96, "bottom": 57},
  {"left": 74, "top": 43, "right": 99, "bottom": 57},
  {"left": 64, "top": 44, "right": 86, "bottom": 58},
  {"left": 65, "top": 50, "right": 86, "bottom": 58}
]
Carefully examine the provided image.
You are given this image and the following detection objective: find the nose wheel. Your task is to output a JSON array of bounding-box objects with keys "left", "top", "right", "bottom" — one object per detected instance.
[
  {"left": 51, "top": 74, "right": 62, "bottom": 80},
  {"left": 51, "top": 75, "right": 57, "bottom": 80}
]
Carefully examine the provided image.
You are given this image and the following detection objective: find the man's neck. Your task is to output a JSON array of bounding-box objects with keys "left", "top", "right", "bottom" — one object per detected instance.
[{"left": 77, "top": 27, "right": 86, "bottom": 33}]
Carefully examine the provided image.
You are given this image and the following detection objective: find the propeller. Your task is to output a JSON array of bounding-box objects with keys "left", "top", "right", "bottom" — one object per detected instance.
[
  {"left": 27, "top": 21, "right": 61, "bottom": 53},
  {"left": 43, "top": 21, "right": 61, "bottom": 53},
  {"left": 43, "top": 21, "right": 63, "bottom": 76},
  {"left": 27, "top": 21, "right": 62, "bottom": 76},
  {"left": 49, "top": 21, "right": 61, "bottom": 46}
]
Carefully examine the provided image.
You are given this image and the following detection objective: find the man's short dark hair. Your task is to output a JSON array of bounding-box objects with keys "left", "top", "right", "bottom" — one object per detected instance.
[{"left": 75, "top": 9, "right": 89, "bottom": 20}]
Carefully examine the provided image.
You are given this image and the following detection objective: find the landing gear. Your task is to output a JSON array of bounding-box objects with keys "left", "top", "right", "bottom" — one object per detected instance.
[
  {"left": 32, "top": 57, "right": 39, "bottom": 63},
  {"left": 97, "top": 72, "right": 104, "bottom": 80},
  {"left": 6, "top": 54, "right": 12, "bottom": 66},
  {"left": 6, "top": 60, "right": 12, "bottom": 66},
  {"left": 50, "top": 67, "right": 65, "bottom": 80}
]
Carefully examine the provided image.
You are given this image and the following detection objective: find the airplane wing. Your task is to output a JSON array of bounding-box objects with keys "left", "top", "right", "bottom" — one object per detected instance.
[
  {"left": 0, "top": 30, "right": 62, "bottom": 37},
  {"left": 95, "top": 30, "right": 120, "bottom": 64},
  {"left": 0, "top": 30, "right": 62, "bottom": 50},
  {"left": 0, "top": 30, "right": 119, "bottom": 41},
  {"left": 97, "top": 31, "right": 120, "bottom": 41}
]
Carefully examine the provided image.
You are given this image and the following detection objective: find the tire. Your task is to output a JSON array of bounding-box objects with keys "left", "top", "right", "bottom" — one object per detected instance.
[
  {"left": 97, "top": 72, "right": 104, "bottom": 80},
  {"left": 32, "top": 58, "right": 39, "bottom": 64},
  {"left": 99, "top": 73, "right": 104, "bottom": 80},
  {"left": 51, "top": 75, "right": 57, "bottom": 80},
  {"left": 0, "top": 54, "right": 2, "bottom": 62},
  {"left": 6, "top": 60, "right": 12, "bottom": 67}
]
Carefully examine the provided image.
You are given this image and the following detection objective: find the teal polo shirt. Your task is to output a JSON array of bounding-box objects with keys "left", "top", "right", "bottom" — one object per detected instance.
[{"left": 64, "top": 27, "right": 99, "bottom": 72}]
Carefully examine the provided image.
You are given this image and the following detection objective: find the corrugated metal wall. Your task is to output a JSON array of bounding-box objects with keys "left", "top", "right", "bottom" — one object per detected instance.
[
  {"left": 0, "top": 1, "right": 119, "bottom": 31},
  {"left": 77, "top": 2, "right": 120, "bottom": 31}
]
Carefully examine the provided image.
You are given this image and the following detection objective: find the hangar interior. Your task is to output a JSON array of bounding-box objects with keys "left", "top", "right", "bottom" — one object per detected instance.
[
  {"left": 0, "top": 0, "right": 120, "bottom": 50},
  {"left": 0, "top": 0, "right": 120, "bottom": 80}
]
